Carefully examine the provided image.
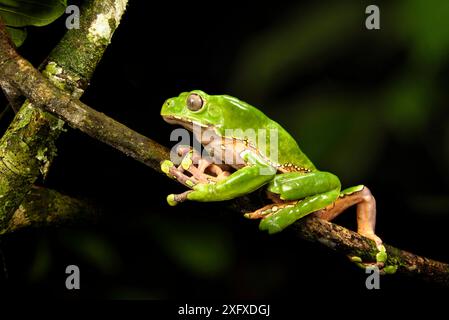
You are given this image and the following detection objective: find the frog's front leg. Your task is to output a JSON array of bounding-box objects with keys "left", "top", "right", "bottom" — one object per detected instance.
[
  {"left": 173, "top": 145, "right": 214, "bottom": 183},
  {"left": 163, "top": 150, "right": 276, "bottom": 205},
  {"left": 161, "top": 155, "right": 209, "bottom": 206},
  {"left": 174, "top": 145, "right": 231, "bottom": 182}
]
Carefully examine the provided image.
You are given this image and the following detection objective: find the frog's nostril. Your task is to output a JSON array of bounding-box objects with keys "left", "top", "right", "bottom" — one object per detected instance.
[{"left": 166, "top": 99, "right": 175, "bottom": 107}]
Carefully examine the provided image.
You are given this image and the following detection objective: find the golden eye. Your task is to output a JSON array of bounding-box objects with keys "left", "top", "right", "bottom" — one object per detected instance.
[{"left": 186, "top": 93, "right": 203, "bottom": 111}]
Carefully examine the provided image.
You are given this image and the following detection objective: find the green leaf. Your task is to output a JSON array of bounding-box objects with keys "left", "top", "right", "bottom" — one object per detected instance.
[
  {"left": 6, "top": 26, "right": 26, "bottom": 46},
  {"left": 0, "top": 0, "right": 67, "bottom": 27}
]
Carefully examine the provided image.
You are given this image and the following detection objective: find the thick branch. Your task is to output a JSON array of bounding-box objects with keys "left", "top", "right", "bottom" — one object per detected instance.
[
  {"left": 0, "top": 14, "right": 447, "bottom": 286},
  {"left": 293, "top": 217, "right": 449, "bottom": 285},
  {"left": 4, "top": 186, "right": 99, "bottom": 234},
  {"left": 0, "top": 79, "right": 23, "bottom": 112},
  {"left": 0, "top": 22, "right": 167, "bottom": 172},
  {"left": 0, "top": 0, "right": 128, "bottom": 230}
]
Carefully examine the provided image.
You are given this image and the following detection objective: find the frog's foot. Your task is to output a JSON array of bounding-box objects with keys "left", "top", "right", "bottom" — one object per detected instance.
[
  {"left": 161, "top": 153, "right": 232, "bottom": 206},
  {"left": 349, "top": 245, "right": 398, "bottom": 275},
  {"left": 176, "top": 147, "right": 211, "bottom": 182},
  {"left": 166, "top": 191, "right": 193, "bottom": 206},
  {"left": 360, "top": 232, "right": 383, "bottom": 250},
  {"left": 175, "top": 146, "right": 231, "bottom": 182},
  {"left": 204, "top": 164, "right": 231, "bottom": 181},
  {"left": 164, "top": 150, "right": 212, "bottom": 185},
  {"left": 314, "top": 185, "right": 384, "bottom": 249},
  {"left": 161, "top": 159, "right": 201, "bottom": 188},
  {"left": 243, "top": 201, "right": 297, "bottom": 219}
]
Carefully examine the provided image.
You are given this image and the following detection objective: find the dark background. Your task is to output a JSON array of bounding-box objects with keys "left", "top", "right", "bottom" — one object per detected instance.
[{"left": 1, "top": 0, "right": 449, "bottom": 300}]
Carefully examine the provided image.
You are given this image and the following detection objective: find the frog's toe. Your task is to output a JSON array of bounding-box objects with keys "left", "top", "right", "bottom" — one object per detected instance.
[
  {"left": 166, "top": 194, "right": 178, "bottom": 206},
  {"left": 375, "top": 245, "right": 387, "bottom": 264},
  {"left": 383, "top": 265, "right": 398, "bottom": 275},
  {"left": 348, "top": 245, "right": 398, "bottom": 275},
  {"left": 161, "top": 160, "right": 175, "bottom": 176},
  {"left": 348, "top": 246, "right": 386, "bottom": 270},
  {"left": 374, "top": 245, "right": 398, "bottom": 274},
  {"left": 166, "top": 191, "right": 192, "bottom": 206},
  {"left": 350, "top": 245, "right": 387, "bottom": 269},
  {"left": 180, "top": 151, "right": 194, "bottom": 170},
  {"left": 161, "top": 159, "right": 200, "bottom": 187},
  {"left": 244, "top": 204, "right": 281, "bottom": 219},
  {"left": 348, "top": 255, "right": 384, "bottom": 271},
  {"left": 258, "top": 215, "right": 283, "bottom": 234}
]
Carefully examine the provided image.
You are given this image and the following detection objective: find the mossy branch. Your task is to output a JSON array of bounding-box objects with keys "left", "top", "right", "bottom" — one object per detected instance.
[
  {"left": 293, "top": 217, "right": 449, "bottom": 285},
  {"left": 0, "top": 0, "right": 128, "bottom": 231},
  {"left": 0, "top": 10, "right": 447, "bottom": 287},
  {"left": 4, "top": 186, "right": 99, "bottom": 234},
  {"left": 0, "top": 19, "right": 168, "bottom": 172},
  {"left": 0, "top": 79, "right": 23, "bottom": 112}
]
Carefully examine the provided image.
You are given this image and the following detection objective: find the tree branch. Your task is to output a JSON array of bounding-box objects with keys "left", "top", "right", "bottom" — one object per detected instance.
[
  {"left": 0, "top": 0, "right": 128, "bottom": 230},
  {"left": 0, "top": 19, "right": 167, "bottom": 172},
  {"left": 0, "top": 11, "right": 447, "bottom": 287},
  {"left": 293, "top": 217, "right": 449, "bottom": 285},
  {"left": 4, "top": 186, "right": 99, "bottom": 234},
  {"left": 0, "top": 79, "right": 23, "bottom": 112}
]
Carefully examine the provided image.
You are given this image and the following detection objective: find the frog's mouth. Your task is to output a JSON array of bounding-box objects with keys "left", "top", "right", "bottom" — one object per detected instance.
[
  {"left": 162, "top": 115, "right": 210, "bottom": 131},
  {"left": 163, "top": 115, "right": 219, "bottom": 146}
]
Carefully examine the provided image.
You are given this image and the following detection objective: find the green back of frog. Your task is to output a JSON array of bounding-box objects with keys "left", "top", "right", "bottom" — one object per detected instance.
[
  {"left": 206, "top": 93, "right": 317, "bottom": 170},
  {"left": 161, "top": 90, "right": 316, "bottom": 170}
]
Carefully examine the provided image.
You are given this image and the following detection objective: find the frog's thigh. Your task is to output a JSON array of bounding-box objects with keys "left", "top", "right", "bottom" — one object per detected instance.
[
  {"left": 267, "top": 171, "right": 341, "bottom": 200},
  {"left": 259, "top": 188, "right": 340, "bottom": 234}
]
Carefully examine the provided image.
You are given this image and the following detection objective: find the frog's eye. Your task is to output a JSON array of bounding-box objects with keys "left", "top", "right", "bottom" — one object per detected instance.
[{"left": 186, "top": 93, "right": 203, "bottom": 111}]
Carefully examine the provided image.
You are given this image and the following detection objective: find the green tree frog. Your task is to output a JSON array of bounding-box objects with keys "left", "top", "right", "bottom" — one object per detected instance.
[{"left": 160, "top": 90, "right": 387, "bottom": 267}]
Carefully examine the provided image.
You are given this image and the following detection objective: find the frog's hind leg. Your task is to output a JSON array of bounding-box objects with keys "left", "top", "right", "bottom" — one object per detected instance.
[
  {"left": 314, "top": 185, "right": 382, "bottom": 248},
  {"left": 244, "top": 201, "right": 297, "bottom": 219},
  {"left": 254, "top": 171, "right": 341, "bottom": 234},
  {"left": 244, "top": 190, "right": 295, "bottom": 219},
  {"left": 258, "top": 189, "right": 340, "bottom": 234}
]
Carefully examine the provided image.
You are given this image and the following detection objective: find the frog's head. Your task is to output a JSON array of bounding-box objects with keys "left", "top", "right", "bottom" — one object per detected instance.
[
  {"left": 161, "top": 90, "right": 269, "bottom": 135},
  {"left": 161, "top": 90, "right": 224, "bottom": 131}
]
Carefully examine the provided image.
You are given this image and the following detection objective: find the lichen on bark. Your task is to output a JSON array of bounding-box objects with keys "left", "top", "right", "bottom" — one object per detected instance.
[{"left": 0, "top": 0, "right": 128, "bottom": 231}]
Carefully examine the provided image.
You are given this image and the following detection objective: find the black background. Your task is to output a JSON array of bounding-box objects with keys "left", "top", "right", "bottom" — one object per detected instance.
[{"left": 1, "top": 0, "right": 449, "bottom": 301}]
